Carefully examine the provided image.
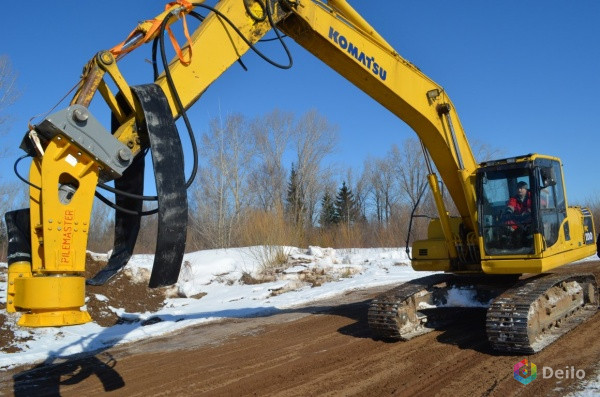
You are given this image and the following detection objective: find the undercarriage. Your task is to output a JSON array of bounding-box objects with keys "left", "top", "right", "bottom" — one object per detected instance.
[{"left": 368, "top": 272, "right": 598, "bottom": 353}]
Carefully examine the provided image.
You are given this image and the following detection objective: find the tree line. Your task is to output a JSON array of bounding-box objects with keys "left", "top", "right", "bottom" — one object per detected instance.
[
  {"left": 180, "top": 109, "right": 443, "bottom": 252},
  {"left": 59, "top": 108, "right": 441, "bottom": 254},
  {"left": 83, "top": 108, "right": 600, "bottom": 254}
]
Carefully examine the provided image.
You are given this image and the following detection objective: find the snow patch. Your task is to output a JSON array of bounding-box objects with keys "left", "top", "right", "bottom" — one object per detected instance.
[
  {"left": 443, "top": 287, "right": 490, "bottom": 308},
  {"left": 94, "top": 294, "right": 109, "bottom": 302}
]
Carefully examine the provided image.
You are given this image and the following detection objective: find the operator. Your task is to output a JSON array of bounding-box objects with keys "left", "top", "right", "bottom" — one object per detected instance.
[{"left": 505, "top": 181, "right": 532, "bottom": 230}]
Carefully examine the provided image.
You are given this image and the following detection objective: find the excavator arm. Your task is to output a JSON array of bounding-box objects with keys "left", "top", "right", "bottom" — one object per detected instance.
[{"left": 99, "top": 0, "right": 478, "bottom": 222}]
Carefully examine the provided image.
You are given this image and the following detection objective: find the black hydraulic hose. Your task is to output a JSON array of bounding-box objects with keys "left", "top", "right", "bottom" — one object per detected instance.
[
  {"left": 258, "top": 35, "right": 288, "bottom": 42},
  {"left": 97, "top": 148, "right": 157, "bottom": 201},
  {"left": 262, "top": 0, "right": 292, "bottom": 69},
  {"left": 186, "top": 11, "right": 249, "bottom": 71},
  {"left": 155, "top": 1, "right": 294, "bottom": 189},
  {"left": 158, "top": 11, "right": 198, "bottom": 190},
  {"left": 97, "top": 181, "right": 156, "bottom": 201},
  {"left": 243, "top": 0, "right": 290, "bottom": 41},
  {"left": 94, "top": 9, "right": 203, "bottom": 209},
  {"left": 405, "top": 183, "right": 429, "bottom": 260},
  {"left": 244, "top": 0, "right": 266, "bottom": 22},
  {"left": 151, "top": 11, "right": 248, "bottom": 79},
  {"left": 152, "top": 34, "right": 161, "bottom": 80},
  {"left": 95, "top": 191, "right": 158, "bottom": 216},
  {"left": 98, "top": 1, "right": 294, "bottom": 206},
  {"left": 191, "top": 2, "right": 293, "bottom": 69},
  {"left": 14, "top": 154, "right": 40, "bottom": 190}
]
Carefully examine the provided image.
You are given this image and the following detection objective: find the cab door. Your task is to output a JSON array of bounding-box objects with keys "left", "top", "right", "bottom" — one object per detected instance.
[{"left": 537, "top": 160, "right": 567, "bottom": 248}]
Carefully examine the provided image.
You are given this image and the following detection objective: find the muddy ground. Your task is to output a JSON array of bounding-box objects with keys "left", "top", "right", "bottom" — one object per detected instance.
[{"left": 1, "top": 259, "right": 600, "bottom": 396}]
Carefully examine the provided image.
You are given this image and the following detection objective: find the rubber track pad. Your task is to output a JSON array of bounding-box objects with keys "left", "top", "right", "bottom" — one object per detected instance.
[
  {"left": 88, "top": 84, "right": 187, "bottom": 287},
  {"left": 4, "top": 208, "right": 32, "bottom": 265},
  {"left": 132, "top": 84, "right": 187, "bottom": 287}
]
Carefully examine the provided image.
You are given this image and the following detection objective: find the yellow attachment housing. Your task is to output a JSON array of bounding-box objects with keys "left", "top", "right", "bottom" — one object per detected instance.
[
  {"left": 34, "top": 135, "right": 98, "bottom": 273},
  {"left": 14, "top": 276, "right": 91, "bottom": 327},
  {"left": 6, "top": 261, "right": 33, "bottom": 313}
]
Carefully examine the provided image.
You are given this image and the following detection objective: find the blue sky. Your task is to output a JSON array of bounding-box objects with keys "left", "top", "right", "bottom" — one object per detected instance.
[{"left": 1, "top": 1, "right": 599, "bottom": 204}]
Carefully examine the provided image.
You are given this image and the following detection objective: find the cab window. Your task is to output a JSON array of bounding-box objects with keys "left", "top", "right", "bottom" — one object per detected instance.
[{"left": 480, "top": 169, "right": 534, "bottom": 255}]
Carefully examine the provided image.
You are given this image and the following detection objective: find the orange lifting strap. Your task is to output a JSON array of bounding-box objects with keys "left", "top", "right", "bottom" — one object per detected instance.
[{"left": 109, "top": 0, "right": 194, "bottom": 65}]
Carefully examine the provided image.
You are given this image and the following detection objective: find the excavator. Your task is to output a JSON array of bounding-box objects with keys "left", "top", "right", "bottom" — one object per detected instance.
[{"left": 4, "top": 0, "right": 598, "bottom": 354}]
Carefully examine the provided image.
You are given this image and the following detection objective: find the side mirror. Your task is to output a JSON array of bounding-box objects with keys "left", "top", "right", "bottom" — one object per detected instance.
[{"left": 540, "top": 167, "right": 557, "bottom": 187}]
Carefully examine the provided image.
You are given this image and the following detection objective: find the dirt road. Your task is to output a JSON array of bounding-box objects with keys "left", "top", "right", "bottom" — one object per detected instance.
[{"left": 3, "top": 261, "right": 600, "bottom": 396}]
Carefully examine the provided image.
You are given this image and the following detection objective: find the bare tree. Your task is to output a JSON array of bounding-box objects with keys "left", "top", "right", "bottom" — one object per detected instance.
[
  {"left": 339, "top": 165, "right": 370, "bottom": 222},
  {"left": 190, "top": 113, "right": 254, "bottom": 248},
  {"left": 391, "top": 139, "right": 429, "bottom": 209},
  {"left": 350, "top": 167, "right": 369, "bottom": 222},
  {"left": 469, "top": 138, "right": 504, "bottom": 163},
  {"left": 249, "top": 109, "right": 294, "bottom": 212},
  {"left": 364, "top": 154, "right": 397, "bottom": 224},
  {"left": 359, "top": 158, "right": 377, "bottom": 220},
  {"left": 0, "top": 55, "right": 21, "bottom": 259},
  {"left": 293, "top": 109, "right": 338, "bottom": 226},
  {"left": 87, "top": 198, "right": 115, "bottom": 253}
]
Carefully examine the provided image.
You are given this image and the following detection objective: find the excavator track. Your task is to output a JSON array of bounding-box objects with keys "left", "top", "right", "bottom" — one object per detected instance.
[
  {"left": 486, "top": 273, "right": 598, "bottom": 354},
  {"left": 368, "top": 274, "right": 458, "bottom": 340},
  {"left": 369, "top": 272, "right": 598, "bottom": 354}
]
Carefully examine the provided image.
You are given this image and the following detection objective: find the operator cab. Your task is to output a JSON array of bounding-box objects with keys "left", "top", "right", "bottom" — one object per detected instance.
[{"left": 476, "top": 155, "right": 566, "bottom": 256}]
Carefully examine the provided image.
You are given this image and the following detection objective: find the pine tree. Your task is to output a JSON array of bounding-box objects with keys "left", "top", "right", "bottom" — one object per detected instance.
[
  {"left": 319, "top": 191, "right": 338, "bottom": 227},
  {"left": 335, "top": 181, "right": 359, "bottom": 224},
  {"left": 285, "top": 164, "right": 305, "bottom": 226}
]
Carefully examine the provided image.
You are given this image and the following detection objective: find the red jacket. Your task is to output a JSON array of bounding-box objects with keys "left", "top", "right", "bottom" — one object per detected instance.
[
  {"left": 508, "top": 192, "right": 531, "bottom": 215},
  {"left": 506, "top": 192, "right": 532, "bottom": 230}
]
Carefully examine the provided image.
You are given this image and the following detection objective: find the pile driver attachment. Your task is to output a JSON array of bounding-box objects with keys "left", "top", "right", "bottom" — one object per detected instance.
[{"left": 6, "top": 84, "right": 187, "bottom": 326}]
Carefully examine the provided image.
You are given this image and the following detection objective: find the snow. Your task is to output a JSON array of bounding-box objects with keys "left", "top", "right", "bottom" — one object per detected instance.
[
  {"left": 444, "top": 287, "right": 491, "bottom": 308},
  {"left": 567, "top": 369, "right": 600, "bottom": 396},
  {"left": 0, "top": 246, "right": 435, "bottom": 370}
]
